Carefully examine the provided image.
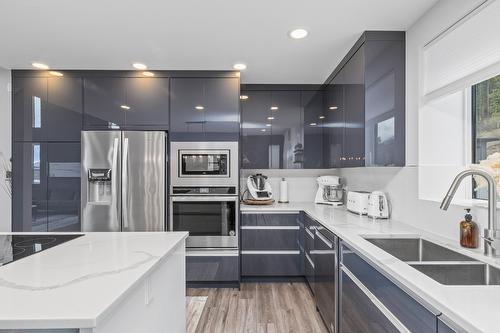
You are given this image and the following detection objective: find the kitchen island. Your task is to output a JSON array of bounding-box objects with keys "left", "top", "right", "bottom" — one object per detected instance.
[{"left": 0, "top": 232, "right": 188, "bottom": 333}]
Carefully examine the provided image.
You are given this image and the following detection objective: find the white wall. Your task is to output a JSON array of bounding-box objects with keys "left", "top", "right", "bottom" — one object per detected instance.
[
  {"left": 0, "top": 67, "right": 11, "bottom": 232},
  {"left": 338, "top": 0, "right": 489, "bottom": 243}
]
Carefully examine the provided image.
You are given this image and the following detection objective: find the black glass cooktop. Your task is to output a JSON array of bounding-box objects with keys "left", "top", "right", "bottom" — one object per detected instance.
[{"left": 0, "top": 234, "right": 83, "bottom": 266}]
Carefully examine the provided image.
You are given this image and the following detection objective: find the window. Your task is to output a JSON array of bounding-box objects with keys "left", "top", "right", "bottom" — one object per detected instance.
[
  {"left": 472, "top": 74, "right": 500, "bottom": 198},
  {"left": 32, "top": 143, "right": 40, "bottom": 185},
  {"left": 32, "top": 96, "right": 41, "bottom": 128}
]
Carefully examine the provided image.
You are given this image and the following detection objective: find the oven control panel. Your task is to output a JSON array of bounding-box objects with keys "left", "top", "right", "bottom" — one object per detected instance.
[{"left": 172, "top": 186, "right": 237, "bottom": 195}]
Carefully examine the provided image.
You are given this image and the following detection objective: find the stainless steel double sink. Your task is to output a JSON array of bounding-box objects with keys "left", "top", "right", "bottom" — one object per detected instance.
[{"left": 364, "top": 237, "right": 500, "bottom": 286}]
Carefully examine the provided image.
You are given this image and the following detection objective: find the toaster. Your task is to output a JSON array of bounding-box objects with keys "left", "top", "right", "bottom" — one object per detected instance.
[{"left": 346, "top": 191, "right": 370, "bottom": 215}]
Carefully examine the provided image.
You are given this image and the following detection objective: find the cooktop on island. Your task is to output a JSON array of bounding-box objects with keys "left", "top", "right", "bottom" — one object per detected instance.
[{"left": 0, "top": 234, "right": 83, "bottom": 266}]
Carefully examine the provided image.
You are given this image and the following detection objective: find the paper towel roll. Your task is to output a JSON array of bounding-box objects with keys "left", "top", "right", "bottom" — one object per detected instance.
[{"left": 279, "top": 178, "right": 289, "bottom": 203}]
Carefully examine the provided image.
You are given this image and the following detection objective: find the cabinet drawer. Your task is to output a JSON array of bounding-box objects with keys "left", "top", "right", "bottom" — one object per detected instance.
[
  {"left": 241, "top": 253, "right": 302, "bottom": 276},
  {"left": 186, "top": 254, "right": 239, "bottom": 282},
  {"left": 241, "top": 227, "right": 299, "bottom": 250},
  {"left": 341, "top": 242, "right": 438, "bottom": 333},
  {"left": 305, "top": 251, "right": 315, "bottom": 293},
  {"left": 341, "top": 269, "right": 400, "bottom": 333},
  {"left": 241, "top": 213, "right": 299, "bottom": 226}
]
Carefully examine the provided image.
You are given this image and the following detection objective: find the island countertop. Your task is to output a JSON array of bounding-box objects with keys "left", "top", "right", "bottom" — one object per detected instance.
[
  {"left": 242, "top": 202, "right": 500, "bottom": 333},
  {"left": 0, "top": 231, "right": 188, "bottom": 330}
]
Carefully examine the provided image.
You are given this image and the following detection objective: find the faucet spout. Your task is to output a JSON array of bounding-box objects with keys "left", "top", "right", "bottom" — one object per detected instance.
[{"left": 440, "top": 168, "right": 499, "bottom": 256}]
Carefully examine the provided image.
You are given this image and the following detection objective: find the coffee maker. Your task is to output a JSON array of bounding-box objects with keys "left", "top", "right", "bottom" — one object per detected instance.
[
  {"left": 247, "top": 173, "right": 273, "bottom": 200},
  {"left": 315, "top": 176, "right": 343, "bottom": 206}
]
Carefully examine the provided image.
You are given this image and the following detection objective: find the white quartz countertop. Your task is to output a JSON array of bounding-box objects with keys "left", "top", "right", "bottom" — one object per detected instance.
[
  {"left": 242, "top": 202, "right": 500, "bottom": 333},
  {"left": 0, "top": 231, "right": 188, "bottom": 330}
]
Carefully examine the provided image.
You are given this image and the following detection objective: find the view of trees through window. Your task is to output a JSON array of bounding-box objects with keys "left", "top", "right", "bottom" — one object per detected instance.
[{"left": 473, "top": 74, "right": 500, "bottom": 199}]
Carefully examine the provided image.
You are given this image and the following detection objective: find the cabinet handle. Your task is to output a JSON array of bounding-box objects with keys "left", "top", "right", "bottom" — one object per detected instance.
[
  {"left": 305, "top": 252, "right": 315, "bottom": 268},
  {"left": 305, "top": 227, "right": 315, "bottom": 239},
  {"left": 241, "top": 250, "right": 300, "bottom": 255},
  {"left": 241, "top": 226, "right": 300, "bottom": 230},
  {"left": 315, "top": 229, "right": 333, "bottom": 248},
  {"left": 342, "top": 266, "right": 411, "bottom": 333}
]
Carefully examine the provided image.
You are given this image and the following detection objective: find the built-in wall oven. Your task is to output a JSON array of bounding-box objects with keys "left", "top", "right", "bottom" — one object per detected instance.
[{"left": 170, "top": 142, "right": 239, "bottom": 249}]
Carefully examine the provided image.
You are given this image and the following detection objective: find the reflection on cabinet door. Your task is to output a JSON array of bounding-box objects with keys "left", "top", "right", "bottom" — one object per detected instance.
[
  {"left": 341, "top": 268, "right": 400, "bottom": 333},
  {"left": 12, "top": 77, "right": 47, "bottom": 142},
  {"left": 170, "top": 77, "right": 239, "bottom": 141},
  {"left": 46, "top": 77, "right": 83, "bottom": 141},
  {"left": 47, "top": 143, "right": 81, "bottom": 232},
  {"left": 241, "top": 91, "right": 272, "bottom": 169},
  {"left": 303, "top": 90, "right": 324, "bottom": 169},
  {"left": 83, "top": 77, "right": 126, "bottom": 129},
  {"left": 123, "top": 77, "right": 169, "bottom": 128},
  {"left": 12, "top": 142, "right": 48, "bottom": 232}
]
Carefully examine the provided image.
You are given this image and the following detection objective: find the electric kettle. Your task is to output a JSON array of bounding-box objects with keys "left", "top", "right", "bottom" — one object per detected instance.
[{"left": 367, "top": 191, "right": 389, "bottom": 219}]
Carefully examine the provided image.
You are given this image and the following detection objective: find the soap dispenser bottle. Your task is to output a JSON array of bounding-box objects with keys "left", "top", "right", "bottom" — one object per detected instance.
[{"left": 460, "top": 209, "right": 479, "bottom": 248}]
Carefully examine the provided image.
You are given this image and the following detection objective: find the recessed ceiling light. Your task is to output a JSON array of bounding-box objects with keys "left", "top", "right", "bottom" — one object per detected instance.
[
  {"left": 266, "top": 123, "right": 272, "bottom": 127},
  {"left": 261, "top": 129, "right": 266, "bottom": 132},
  {"left": 32, "top": 62, "right": 49, "bottom": 70},
  {"left": 142, "top": 71, "right": 154, "bottom": 77},
  {"left": 49, "top": 71, "right": 63, "bottom": 77},
  {"left": 195, "top": 105, "right": 205, "bottom": 110},
  {"left": 120, "top": 105, "right": 131, "bottom": 110},
  {"left": 240, "top": 95, "right": 249, "bottom": 100},
  {"left": 233, "top": 63, "right": 247, "bottom": 70},
  {"left": 133, "top": 63, "right": 147, "bottom": 70},
  {"left": 310, "top": 122, "right": 317, "bottom": 126},
  {"left": 270, "top": 106, "right": 279, "bottom": 111},
  {"left": 329, "top": 106, "right": 338, "bottom": 110},
  {"left": 319, "top": 115, "right": 325, "bottom": 119},
  {"left": 267, "top": 116, "right": 275, "bottom": 120},
  {"left": 289, "top": 28, "right": 308, "bottom": 39}
]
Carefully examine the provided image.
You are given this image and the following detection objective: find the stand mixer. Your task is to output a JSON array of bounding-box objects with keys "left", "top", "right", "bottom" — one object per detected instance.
[{"left": 315, "top": 176, "right": 343, "bottom": 206}]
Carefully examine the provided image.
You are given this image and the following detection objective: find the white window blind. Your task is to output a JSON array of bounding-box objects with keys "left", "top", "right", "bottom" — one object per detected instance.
[{"left": 423, "top": 0, "right": 500, "bottom": 99}]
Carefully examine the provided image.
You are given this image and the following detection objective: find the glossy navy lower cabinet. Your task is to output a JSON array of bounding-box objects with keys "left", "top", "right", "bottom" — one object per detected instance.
[
  {"left": 170, "top": 77, "right": 239, "bottom": 141},
  {"left": 12, "top": 142, "right": 81, "bottom": 232},
  {"left": 186, "top": 253, "right": 239, "bottom": 283},
  {"left": 314, "top": 227, "right": 337, "bottom": 333},
  {"left": 341, "top": 269, "right": 399, "bottom": 333},
  {"left": 341, "top": 241, "right": 439, "bottom": 333},
  {"left": 303, "top": 213, "right": 317, "bottom": 293},
  {"left": 240, "top": 212, "right": 303, "bottom": 278},
  {"left": 83, "top": 76, "right": 169, "bottom": 130},
  {"left": 12, "top": 75, "right": 83, "bottom": 142}
]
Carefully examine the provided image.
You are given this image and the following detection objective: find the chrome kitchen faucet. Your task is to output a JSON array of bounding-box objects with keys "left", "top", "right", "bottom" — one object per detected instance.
[{"left": 440, "top": 168, "right": 500, "bottom": 256}]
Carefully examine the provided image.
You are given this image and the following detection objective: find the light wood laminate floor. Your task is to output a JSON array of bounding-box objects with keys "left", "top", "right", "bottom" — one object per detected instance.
[{"left": 187, "top": 282, "right": 328, "bottom": 333}]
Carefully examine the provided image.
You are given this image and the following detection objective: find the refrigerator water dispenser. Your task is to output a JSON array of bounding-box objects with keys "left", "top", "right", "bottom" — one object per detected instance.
[{"left": 88, "top": 169, "right": 112, "bottom": 204}]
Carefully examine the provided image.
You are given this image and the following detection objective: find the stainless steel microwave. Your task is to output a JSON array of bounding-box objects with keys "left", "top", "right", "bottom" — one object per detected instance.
[{"left": 170, "top": 141, "right": 239, "bottom": 189}]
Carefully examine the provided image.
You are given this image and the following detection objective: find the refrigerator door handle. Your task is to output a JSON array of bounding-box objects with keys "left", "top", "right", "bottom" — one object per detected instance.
[
  {"left": 112, "top": 137, "right": 120, "bottom": 227},
  {"left": 122, "top": 137, "right": 129, "bottom": 230}
]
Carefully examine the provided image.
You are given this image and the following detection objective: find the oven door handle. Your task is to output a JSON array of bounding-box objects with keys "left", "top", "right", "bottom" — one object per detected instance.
[{"left": 170, "top": 196, "right": 239, "bottom": 202}]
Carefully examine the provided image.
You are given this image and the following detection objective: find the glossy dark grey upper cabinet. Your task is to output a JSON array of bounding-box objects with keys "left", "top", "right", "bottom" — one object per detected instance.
[
  {"left": 241, "top": 90, "right": 272, "bottom": 168},
  {"left": 303, "top": 90, "right": 324, "bottom": 168},
  {"left": 13, "top": 76, "right": 83, "bottom": 142},
  {"left": 364, "top": 40, "right": 405, "bottom": 166},
  {"left": 47, "top": 142, "right": 81, "bottom": 232},
  {"left": 324, "top": 77, "right": 344, "bottom": 168},
  {"left": 83, "top": 77, "right": 126, "bottom": 129},
  {"left": 170, "top": 77, "right": 239, "bottom": 141},
  {"left": 342, "top": 46, "right": 365, "bottom": 167},
  {"left": 123, "top": 78, "right": 169, "bottom": 128},
  {"left": 84, "top": 77, "right": 169, "bottom": 130}
]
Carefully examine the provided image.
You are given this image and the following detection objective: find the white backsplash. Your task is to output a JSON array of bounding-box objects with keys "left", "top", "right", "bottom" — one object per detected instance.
[{"left": 240, "top": 169, "right": 335, "bottom": 202}]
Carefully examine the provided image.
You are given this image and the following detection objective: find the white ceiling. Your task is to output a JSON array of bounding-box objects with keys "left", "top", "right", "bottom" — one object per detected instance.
[{"left": 0, "top": 0, "right": 439, "bottom": 83}]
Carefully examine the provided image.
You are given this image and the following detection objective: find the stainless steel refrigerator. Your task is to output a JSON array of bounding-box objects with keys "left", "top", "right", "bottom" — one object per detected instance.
[{"left": 81, "top": 131, "right": 166, "bottom": 232}]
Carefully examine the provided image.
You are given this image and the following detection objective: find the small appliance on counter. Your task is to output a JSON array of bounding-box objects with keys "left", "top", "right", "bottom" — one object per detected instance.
[
  {"left": 346, "top": 191, "right": 370, "bottom": 215},
  {"left": 315, "top": 176, "right": 344, "bottom": 206},
  {"left": 367, "top": 191, "right": 389, "bottom": 219},
  {"left": 242, "top": 173, "right": 274, "bottom": 205}
]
